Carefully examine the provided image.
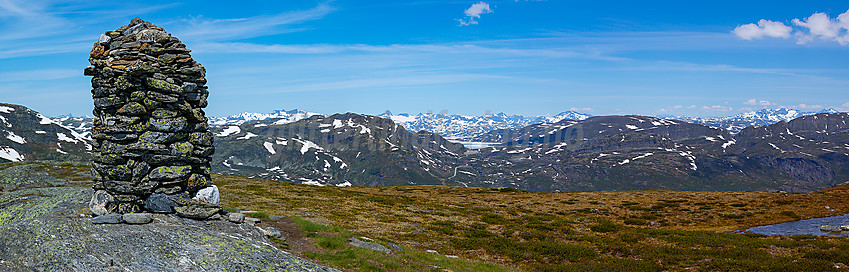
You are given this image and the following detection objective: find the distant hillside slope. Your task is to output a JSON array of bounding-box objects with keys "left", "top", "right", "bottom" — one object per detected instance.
[
  {"left": 210, "top": 113, "right": 465, "bottom": 187},
  {"left": 0, "top": 103, "right": 90, "bottom": 163},
  {"left": 32, "top": 104, "right": 849, "bottom": 192},
  {"left": 456, "top": 113, "right": 849, "bottom": 192}
]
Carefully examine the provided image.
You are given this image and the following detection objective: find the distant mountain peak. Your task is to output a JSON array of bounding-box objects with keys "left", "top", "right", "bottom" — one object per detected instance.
[
  {"left": 209, "top": 109, "right": 322, "bottom": 126},
  {"left": 676, "top": 107, "right": 843, "bottom": 132}
]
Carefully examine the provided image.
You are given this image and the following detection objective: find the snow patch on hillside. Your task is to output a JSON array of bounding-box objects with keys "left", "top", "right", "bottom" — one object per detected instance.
[
  {"left": 6, "top": 132, "right": 25, "bottom": 144},
  {"left": 0, "top": 146, "right": 24, "bottom": 162},
  {"left": 217, "top": 126, "right": 241, "bottom": 137},
  {"left": 263, "top": 142, "right": 276, "bottom": 154}
]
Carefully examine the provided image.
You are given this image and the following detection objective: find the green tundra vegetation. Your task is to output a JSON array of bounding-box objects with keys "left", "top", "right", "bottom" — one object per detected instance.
[
  {"left": 4, "top": 161, "right": 849, "bottom": 271},
  {"left": 214, "top": 173, "right": 849, "bottom": 271}
]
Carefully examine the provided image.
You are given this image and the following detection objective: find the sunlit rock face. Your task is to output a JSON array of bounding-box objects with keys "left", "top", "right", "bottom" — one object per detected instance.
[{"left": 85, "top": 17, "right": 214, "bottom": 214}]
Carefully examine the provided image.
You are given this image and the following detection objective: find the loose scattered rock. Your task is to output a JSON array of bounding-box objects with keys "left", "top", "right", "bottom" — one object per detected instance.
[
  {"left": 85, "top": 17, "right": 214, "bottom": 214},
  {"left": 261, "top": 227, "right": 283, "bottom": 238},
  {"left": 386, "top": 242, "right": 403, "bottom": 252},
  {"left": 348, "top": 237, "right": 392, "bottom": 254},
  {"left": 123, "top": 213, "right": 153, "bottom": 224},
  {"left": 174, "top": 205, "right": 219, "bottom": 220},
  {"left": 144, "top": 193, "right": 180, "bottom": 213},
  {"left": 165, "top": 195, "right": 221, "bottom": 219},
  {"left": 89, "top": 189, "right": 117, "bottom": 216},
  {"left": 228, "top": 212, "right": 245, "bottom": 224},
  {"left": 193, "top": 185, "right": 219, "bottom": 205},
  {"left": 246, "top": 217, "right": 261, "bottom": 226},
  {"left": 92, "top": 213, "right": 123, "bottom": 224}
]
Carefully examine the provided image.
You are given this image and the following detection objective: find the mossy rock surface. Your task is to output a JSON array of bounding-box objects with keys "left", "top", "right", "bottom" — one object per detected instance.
[{"left": 0, "top": 186, "right": 338, "bottom": 272}]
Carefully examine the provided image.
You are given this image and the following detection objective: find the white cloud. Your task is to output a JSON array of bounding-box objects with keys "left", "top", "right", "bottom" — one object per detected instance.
[
  {"left": 732, "top": 20, "right": 792, "bottom": 40},
  {"left": 792, "top": 10, "right": 849, "bottom": 45},
  {"left": 457, "top": 2, "right": 493, "bottom": 26},
  {"left": 570, "top": 107, "right": 593, "bottom": 112},
  {"left": 465, "top": 2, "right": 493, "bottom": 18},
  {"left": 736, "top": 9, "right": 849, "bottom": 45},
  {"left": 744, "top": 99, "right": 773, "bottom": 105}
]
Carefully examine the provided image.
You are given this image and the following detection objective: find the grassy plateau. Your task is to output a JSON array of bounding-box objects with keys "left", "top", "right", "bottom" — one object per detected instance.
[{"left": 215, "top": 173, "right": 849, "bottom": 271}]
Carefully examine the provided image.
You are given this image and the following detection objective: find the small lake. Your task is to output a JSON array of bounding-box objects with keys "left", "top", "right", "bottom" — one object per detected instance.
[{"left": 738, "top": 213, "right": 849, "bottom": 237}]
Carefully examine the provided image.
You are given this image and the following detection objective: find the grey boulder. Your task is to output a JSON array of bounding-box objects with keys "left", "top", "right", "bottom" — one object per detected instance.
[
  {"left": 228, "top": 212, "right": 245, "bottom": 224},
  {"left": 193, "top": 185, "right": 219, "bottom": 205},
  {"left": 123, "top": 213, "right": 153, "bottom": 224}
]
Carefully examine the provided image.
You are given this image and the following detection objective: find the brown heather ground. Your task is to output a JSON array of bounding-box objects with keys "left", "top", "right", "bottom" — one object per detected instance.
[
  {"left": 9, "top": 161, "right": 849, "bottom": 271},
  {"left": 215, "top": 174, "right": 849, "bottom": 271}
]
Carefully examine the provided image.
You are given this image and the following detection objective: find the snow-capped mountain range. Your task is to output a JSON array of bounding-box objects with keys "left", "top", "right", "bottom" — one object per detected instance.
[
  {"left": 676, "top": 108, "right": 839, "bottom": 132},
  {"left": 376, "top": 111, "right": 592, "bottom": 140},
  {"left": 208, "top": 109, "right": 322, "bottom": 126},
  {"left": 47, "top": 108, "right": 842, "bottom": 142}
]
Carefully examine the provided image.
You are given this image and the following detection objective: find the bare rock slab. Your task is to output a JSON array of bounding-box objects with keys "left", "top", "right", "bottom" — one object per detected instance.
[
  {"left": 0, "top": 186, "right": 338, "bottom": 271},
  {"left": 92, "top": 213, "right": 123, "bottom": 224},
  {"left": 348, "top": 237, "right": 392, "bottom": 254}
]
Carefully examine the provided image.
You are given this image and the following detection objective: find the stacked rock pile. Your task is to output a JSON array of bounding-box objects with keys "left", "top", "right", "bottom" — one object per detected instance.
[{"left": 84, "top": 17, "right": 217, "bottom": 217}]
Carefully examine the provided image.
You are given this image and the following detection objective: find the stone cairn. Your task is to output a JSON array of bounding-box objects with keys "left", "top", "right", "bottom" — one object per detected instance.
[{"left": 85, "top": 18, "right": 220, "bottom": 220}]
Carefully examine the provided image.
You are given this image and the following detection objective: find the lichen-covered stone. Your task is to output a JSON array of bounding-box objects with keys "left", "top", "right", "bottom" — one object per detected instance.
[
  {"left": 187, "top": 173, "right": 212, "bottom": 191},
  {"left": 189, "top": 131, "right": 213, "bottom": 146},
  {"left": 117, "top": 102, "right": 147, "bottom": 115},
  {"left": 86, "top": 17, "right": 214, "bottom": 214},
  {"left": 149, "top": 165, "right": 192, "bottom": 180},
  {"left": 174, "top": 205, "right": 219, "bottom": 220},
  {"left": 140, "top": 131, "right": 186, "bottom": 144},
  {"left": 148, "top": 117, "right": 188, "bottom": 132}
]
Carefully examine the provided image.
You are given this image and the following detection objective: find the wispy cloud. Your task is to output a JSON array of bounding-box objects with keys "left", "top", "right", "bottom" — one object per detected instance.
[
  {"left": 173, "top": 4, "right": 334, "bottom": 42},
  {"left": 0, "top": 68, "right": 79, "bottom": 81},
  {"left": 0, "top": 0, "right": 178, "bottom": 58},
  {"left": 734, "top": 9, "right": 849, "bottom": 45},
  {"left": 457, "top": 2, "right": 493, "bottom": 26}
]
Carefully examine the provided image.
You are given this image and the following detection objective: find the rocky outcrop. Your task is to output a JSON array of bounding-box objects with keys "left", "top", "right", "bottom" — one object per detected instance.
[
  {"left": 0, "top": 186, "right": 337, "bottom": 271},
  {"left": 84, "top": 18, "right": 214, "bottom": 214}
]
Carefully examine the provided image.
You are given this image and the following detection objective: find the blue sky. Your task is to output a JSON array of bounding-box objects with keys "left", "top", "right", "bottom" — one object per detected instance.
[{"left": 0, "top": 0, "right": 847, "bottom": 118}]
